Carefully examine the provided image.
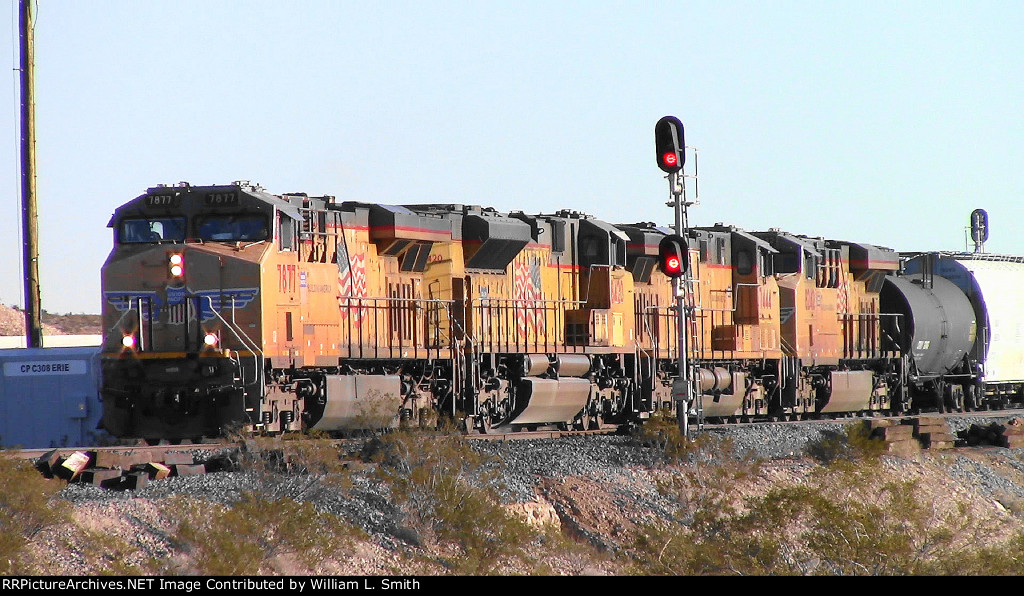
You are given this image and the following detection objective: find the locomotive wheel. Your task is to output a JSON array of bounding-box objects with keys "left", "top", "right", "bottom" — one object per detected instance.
[
  {"left": 964, "top": 384, "right": 978, "bottom": 411},
  {"left": 945, "top": 385, "right": 964, "bottom": 413},
  {"left": 463, "top": 415, "right": 492, "bottom": 435},
  {"left": 572, "top": 413, "right": 592, "bottom": 431},
  {"left": 894, "top": 385, "right": 912, "bottom": 414}
]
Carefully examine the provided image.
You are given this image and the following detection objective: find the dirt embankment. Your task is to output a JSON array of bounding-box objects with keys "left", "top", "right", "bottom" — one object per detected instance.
[{"left": 0, "top": 304, "right": 101, "bottom": 336}]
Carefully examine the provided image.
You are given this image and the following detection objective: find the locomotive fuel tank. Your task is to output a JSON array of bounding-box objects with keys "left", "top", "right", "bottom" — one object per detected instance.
[{"left": 880, "top": 273, "right": 976, "bottom": 380}]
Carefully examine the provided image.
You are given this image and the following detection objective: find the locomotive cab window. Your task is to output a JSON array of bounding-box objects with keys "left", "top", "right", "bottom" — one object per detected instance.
[
  {"left": 612, "top": 236, "right": 627, "bottom": 267},
  {"left": 278, "top": 213, "right": 295, "bottom": 251},
  {"left": 775, "top": 248, "right": 800, "bottom": 274},
  {"left": 118, "top": 217, "right": 186, "bottom": 244},
  {"left": 736, "top": 249, "right": 753, "bottom": 275},
  {"left": 759, "top": 250, "right": 774, "bottom": 276},
  {"left": 804, "top": 253, "right": 816, "bottom": 279},
  {"left": 579, "top": 234, "right": 605, "bottom": 268},
  {"left": 550, "top": 220, "right": 566, "bottom": 253},
  {"left": 196, "top": 214, "right": 269, "bottom": 242}
]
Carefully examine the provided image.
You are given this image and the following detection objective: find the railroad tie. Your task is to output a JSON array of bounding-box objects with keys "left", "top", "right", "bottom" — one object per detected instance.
[
  {"left": 910, "top": 416, "right": 957, "bottom": 450},
  {"left": 963, "top": 418, "right": 1024, "bottom": 448},
  {"left": 32, "top": 448, "right": 207, "bottom": 490},
  {"left": 864, "top": 416, "right": 957, "bottom": 451}
]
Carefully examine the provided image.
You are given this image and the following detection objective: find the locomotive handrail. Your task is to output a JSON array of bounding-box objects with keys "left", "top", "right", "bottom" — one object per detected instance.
[
  {"left": 447, "top": 308, "right": 477, "bottom": 419},
  {"left": 338, "top": 294, "right": 460, "bottom": 356},
  {"left": 468, "top": 296, "right": 575, "bottom": 306},
  {"left": 338, "top": 295, "right": 457, "bottom": 309},
  {"left": 106, "top": 303, "right": 136, "bottom": 335},
  {"left": 228, "top": 298, "right": 266, "bottom": 387},
  {"left": 105, "top": 296, "right": 153, "bottom": 350},
  {"left": 688, "top": 281, "right": 760, "bottom": 314},
  {"left": 640, "top": 303, "right": 677, "bottom": 358},
  {"left": 468, "top": 295, "right": 588, "bottom": 308},
  {"left": 200, "top": 295, "right": 264, "bottom": 389}
]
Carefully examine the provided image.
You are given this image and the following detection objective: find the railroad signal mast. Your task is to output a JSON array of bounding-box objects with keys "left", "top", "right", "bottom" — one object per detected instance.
[{"left": 655, "top": 116, "right": 698, "bottom": 437}]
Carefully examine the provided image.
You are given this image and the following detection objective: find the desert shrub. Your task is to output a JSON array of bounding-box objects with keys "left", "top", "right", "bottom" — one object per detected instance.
[
  {"left": 630, "top": 454, "right": 1016, "bottom": 575},
  {"left": 0, "top": 455, "right": 71, "bottom": 574},
  {"left": 205, "top": 434, "right": 357, "bottom": 501},
  {"left": 805, "top": 423, "right": 887, "bottom": 467},
  {"left": 75, "top": 530, "right": 162, "bottom": 576},
  {"left": 635, "top": 447, "right": 784, "bottom": 575},
  {"left": 367, "top": 429, "right": 536, "bottom": 574},
  {"left": 628, "top": 411, "right": 739, "bottom": 466},
  {"left": 951, "top": 530, "right": 1024, "bottom": 575},
  {"left": 166, "top": 491, "right": 364, "bottom": 575}
]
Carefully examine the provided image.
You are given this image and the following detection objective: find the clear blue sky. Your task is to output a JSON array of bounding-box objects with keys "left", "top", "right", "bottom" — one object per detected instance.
[{"left": 1, "top": 1, "right": 1022, "bottom": 314}]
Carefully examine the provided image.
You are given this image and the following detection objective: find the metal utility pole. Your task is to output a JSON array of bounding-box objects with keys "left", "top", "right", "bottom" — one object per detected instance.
[
  {"left": 20, "top": 0, "right": 43, "bottom": 348},
  {"left": 670, "top": 171, "right": 690, "bottom": 438}
]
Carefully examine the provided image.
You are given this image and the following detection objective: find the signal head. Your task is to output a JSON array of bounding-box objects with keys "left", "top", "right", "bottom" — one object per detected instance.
[
  {"left": 970, "top": 208, "right": 989, "bottom": 243},
  {"left": 658, "top": 234, "right": 688, "bottom": 278},
  {"left": 655, "top": 116, "right": 685, "bottom": 174}
]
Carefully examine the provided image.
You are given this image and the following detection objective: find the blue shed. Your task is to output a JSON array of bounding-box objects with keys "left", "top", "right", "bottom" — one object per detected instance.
[{"left": 0, "top": 346, "right": 110, "bottom": 449}]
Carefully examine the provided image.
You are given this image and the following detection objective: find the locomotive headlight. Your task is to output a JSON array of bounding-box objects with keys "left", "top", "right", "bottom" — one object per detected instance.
[
  {"left": 122, "top": 334, "right": 136, "bottom": 349},
  {"left": 168, "top": 253, "right": 185, "bottom": 278},
  {"left": 203, "top": 332, "right": 219, "bottom": 347}
]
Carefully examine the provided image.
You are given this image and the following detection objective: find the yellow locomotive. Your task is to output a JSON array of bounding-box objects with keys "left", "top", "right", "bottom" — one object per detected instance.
[{"left": 99, "top": 181, "right": 906, "bottom": 442}]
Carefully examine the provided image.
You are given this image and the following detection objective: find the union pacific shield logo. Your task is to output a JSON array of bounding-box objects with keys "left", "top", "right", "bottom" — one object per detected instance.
[
  {"left": 194, "top": 288, "right": 259, "bottom": 322},
  {"left": 164, "top": 286, "right": 260, "bottom": 324}
]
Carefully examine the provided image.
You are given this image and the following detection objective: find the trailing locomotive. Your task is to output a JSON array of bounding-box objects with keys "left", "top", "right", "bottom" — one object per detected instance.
[{"left": 98, "top": 181, "right": 1021, "bottom": 443}]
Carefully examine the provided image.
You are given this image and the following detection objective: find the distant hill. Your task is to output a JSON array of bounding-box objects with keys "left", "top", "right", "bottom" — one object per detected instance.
[{"left": 0, "top": 304, "right": 102, "bottom": 336}]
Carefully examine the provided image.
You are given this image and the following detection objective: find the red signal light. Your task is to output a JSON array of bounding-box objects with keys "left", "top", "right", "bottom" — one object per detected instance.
[
  {"left": 665, "top": 255, "right": 681, "bottom": 274},
  {"left": 658, "top": 234, "right": 687, "bottom": 278}
]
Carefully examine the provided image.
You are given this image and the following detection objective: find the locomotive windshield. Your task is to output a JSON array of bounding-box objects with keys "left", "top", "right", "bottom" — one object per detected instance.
[
  {"left": 118, "top": 217, "right": 186, "bottom": 243},
  {"left": 196, "top": 214, "right": 269, "bottom": 242}
]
